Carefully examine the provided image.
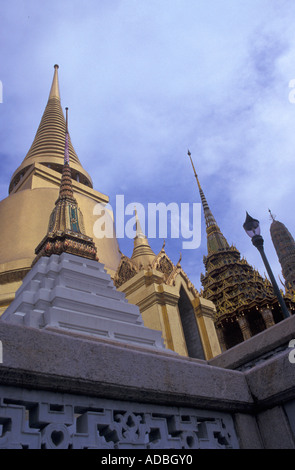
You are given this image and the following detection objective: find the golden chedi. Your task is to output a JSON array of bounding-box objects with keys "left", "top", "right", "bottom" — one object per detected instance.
[{"left": 0, "top": 65, "right": 120, "bottom": 315}]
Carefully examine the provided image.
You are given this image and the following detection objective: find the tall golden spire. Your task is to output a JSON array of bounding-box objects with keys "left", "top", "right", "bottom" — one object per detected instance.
[
  {"left": 9, "top": 65, "right": 92, "bottom": 192},
  {"left": 33, "top": 107, "right": 98, "bottom": 265},
  {"left": 188, "top": 150, "right": 229, "bottom": 254},
  {"left": 131, "top": 207, "right": 156, "bottom": 269}
]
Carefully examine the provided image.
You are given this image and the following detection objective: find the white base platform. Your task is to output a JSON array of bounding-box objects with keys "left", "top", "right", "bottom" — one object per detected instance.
[{"left": 1, "top": 253, "right": 166, "bottom": 350}]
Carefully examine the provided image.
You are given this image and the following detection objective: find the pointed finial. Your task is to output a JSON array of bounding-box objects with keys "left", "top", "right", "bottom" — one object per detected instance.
[
  {"left": 268, "top": 209, "right": 276, "bottom": 222},
  {"left": 48, "top": 64, "right": 61, "bottom": 101},
  {"left": 187, "top": 150, "right": 229, "bottom": 252},
  {"left": 177, "top": 252, "right": 182, "bottom": 266},
  {"left": 187, "top": 149, "right": 196, "bottom": 176},
  {"left": 134, "top": 205, "right": 138, "bottom": 224},
  {"left": 134, "top": 206, "right": 145, "bottom": 239},
  {"left": 187, "top": 149, "right": 202, "bottom": 190}
]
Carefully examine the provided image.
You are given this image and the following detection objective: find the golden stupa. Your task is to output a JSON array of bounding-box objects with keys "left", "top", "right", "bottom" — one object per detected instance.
[
  {"left": 0, "top": 65, "right": 121, "bottom": 314},
  {"left": 0, "top": 65, "right": 221, "bottom": 362}
]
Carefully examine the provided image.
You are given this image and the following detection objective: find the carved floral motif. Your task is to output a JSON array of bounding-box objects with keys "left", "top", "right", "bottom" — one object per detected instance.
[{"left": 114, "top": 258, "right": 138, "bottom": 288}]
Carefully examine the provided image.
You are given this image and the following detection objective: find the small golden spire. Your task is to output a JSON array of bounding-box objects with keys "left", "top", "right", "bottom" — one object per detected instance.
[
  {"left": 131, "top": 207, "right": 156, "bottom": 269},
  {"left": 134, "top": 206, "right": 145, "bottom": 239},
  {"left": 59, "top": 107, "right": 74, "bottom": 201},
  {"left": 49, "top": 64, "right": 60, "bottom": 101}
]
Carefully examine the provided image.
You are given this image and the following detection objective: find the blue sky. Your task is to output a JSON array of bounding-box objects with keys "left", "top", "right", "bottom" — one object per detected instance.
[{"left": 1, "top": 0, "right": 295, "bottom": 291}]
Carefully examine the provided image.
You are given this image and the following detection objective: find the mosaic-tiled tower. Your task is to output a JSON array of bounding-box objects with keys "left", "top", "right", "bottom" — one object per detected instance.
[
  {"left": 33, "top": 107, "right": 98, "bottom": 265},
  {"left": 269, "top": 210, "right": 295, "bottom": 290},
  {"left": 187, "top": 151, "right": 293, "bottom": 350}
]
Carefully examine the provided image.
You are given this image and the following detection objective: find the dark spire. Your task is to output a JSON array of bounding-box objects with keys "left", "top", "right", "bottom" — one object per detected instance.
[
  {"left": 187, "top": 150, "right": 230, "bottom": 255},
  {"left": 269, "top": 213, "right": 295, "bottom": 289}
]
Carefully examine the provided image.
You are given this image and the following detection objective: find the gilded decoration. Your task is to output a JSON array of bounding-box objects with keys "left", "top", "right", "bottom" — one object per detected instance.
[
  {"left": 201, "top": 244, "right": 293, "bottom": 328},
  {"left": 156, "top": 256, "right": 174, "bottom": 277},
  {"left": 113, "top": 256, "right": 138, "bottom": 288},
  {"left": 33, "top": 231, "right": 98, "bottom": 266}
]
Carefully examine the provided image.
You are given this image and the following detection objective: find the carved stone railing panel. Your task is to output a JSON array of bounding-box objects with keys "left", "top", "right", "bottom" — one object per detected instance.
[{"left": 0, "top": 386, "right": 239, "bottom": 449}]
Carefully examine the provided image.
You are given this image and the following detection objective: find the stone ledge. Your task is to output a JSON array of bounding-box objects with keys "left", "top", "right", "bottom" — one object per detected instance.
[
  {"left": 245, "top": 350, "right": 295, "bottom": 409},
  {"left": 0, "top": 321, "right": 253, "bottom": 413},
  {"left": 209, "top": 314, "right": 295, "bottom": 371}
]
